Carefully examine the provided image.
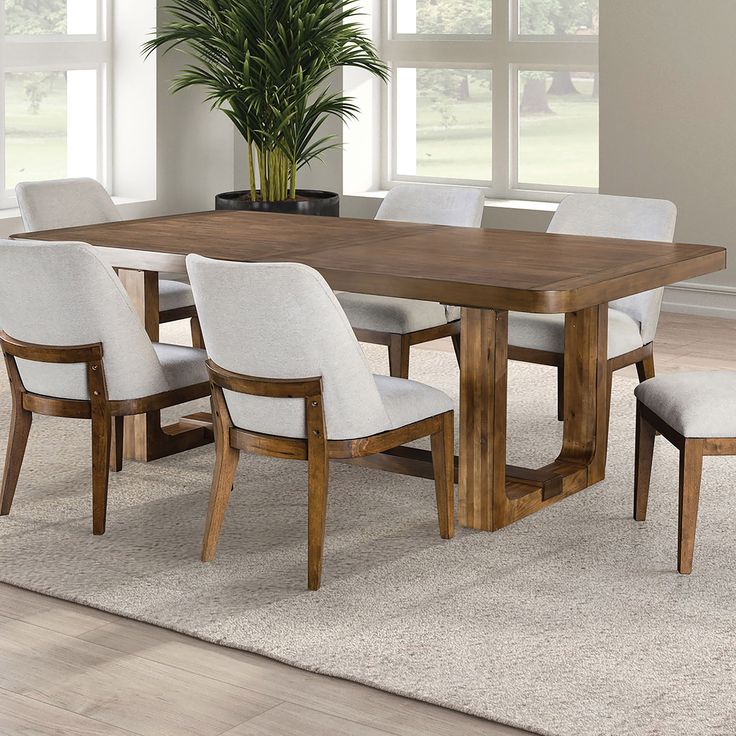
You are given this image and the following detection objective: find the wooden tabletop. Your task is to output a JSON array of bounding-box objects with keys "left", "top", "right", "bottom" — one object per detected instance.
[{"left": 13, "top": 210, "right": 726, "bottom": 313}]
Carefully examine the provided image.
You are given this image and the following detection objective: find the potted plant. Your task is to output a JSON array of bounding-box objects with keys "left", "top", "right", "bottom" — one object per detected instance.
[{"left": 145, "top": 0, "right": 388, "bottom": 217}]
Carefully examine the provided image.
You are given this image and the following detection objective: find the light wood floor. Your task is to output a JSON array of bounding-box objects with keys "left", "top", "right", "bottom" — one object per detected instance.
[{"left": 0, "top": 311, "right": 730, "bottom": 736}]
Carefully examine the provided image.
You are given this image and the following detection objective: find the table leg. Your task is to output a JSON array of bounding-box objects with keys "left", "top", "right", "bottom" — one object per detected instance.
[
  {"left": 341, "top": 305, "right": 609, "bottom": 532},
  {"left": 117, "top": 269, "right": 213, "bottom": 462},
  {"left": 458, "top": 308, "right": 508, "bottom": 531},
  {"left": 457, "top": 304, "right": 608, "bottom": 531},
  {"left": 557, "top": 304, "right": 609, "bottom": 484}
]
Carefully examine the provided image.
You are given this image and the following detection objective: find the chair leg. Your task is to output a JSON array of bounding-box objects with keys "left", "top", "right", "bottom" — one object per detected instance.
[
  {"left": 0, "top": 396, "right": 32, "bottom": 516},
  {"left": 388, "top": 334, "right": 410, "bottom": 379},
  {"left": 190, "top": 316, "right": 205, "bottom": 349},
  {"left": 678, "top": 439, "right": 704, "bottom": 574},
  {"left": 110, "top": 416, "right": 124, "bottom": 473},
  {"left": 633, "top": 404, "right": 656, "bottom": 521},
  {"left": 91, "top": 408, "right": 112, "bottom": 535},
  {"left": 636, "top": 353, "right": 655, "bottom": 383},
  {"left": 202, "top": 434, "right": 240, "bottom": 562},
  {"left": 556, "top": 363, "right": 564, "bottom": 421},
  {"left": 307, "top": 444, "right": 329, "bottom": 591},
  {"left": 451, "top": 333, "right": 461, "bottom": 368},
  {"left": 430, "top": 411, "right": 455, "bottom": 539}
]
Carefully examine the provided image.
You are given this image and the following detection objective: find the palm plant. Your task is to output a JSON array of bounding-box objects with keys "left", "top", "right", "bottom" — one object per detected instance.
[{"left": 144, "top": 0, "right": 388, "bottom": 202}]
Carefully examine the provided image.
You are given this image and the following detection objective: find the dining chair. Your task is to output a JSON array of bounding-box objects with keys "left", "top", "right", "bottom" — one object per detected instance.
[
  {"left": 507, "top": 193, "right": 677, "bottom": 419},
  {"left": 186, "top": 255, "right": 455, "bottom": 590},
  {"left": 15, "top": 178, "right": 203, "bottom": 347},
  {"left": 0, "top": 240, "right": 210, "bottom": 535},
  {"left": 336, "top": 183, "right": 485, "bottom": 378},
  {"left": 633, "top": 372, "right": 736, "bottom": 574}
]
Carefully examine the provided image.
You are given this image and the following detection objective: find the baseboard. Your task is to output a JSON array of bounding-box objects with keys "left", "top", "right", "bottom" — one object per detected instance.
[{"left": 663, "top": 282, "right": 736, "bottom": 319}]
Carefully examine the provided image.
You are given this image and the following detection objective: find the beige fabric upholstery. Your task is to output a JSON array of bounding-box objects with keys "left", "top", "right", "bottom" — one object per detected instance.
[
  {"left": 509, "top": 309, "right": 643, "bottom": 359},
  {"left": 0, "top": 240, "right": 206, "bottom": 401},
  {"left": 509, "top": 194, "right": 677, "bottom": 358},
  {"left": 159, "top": 280, "right": 197, "bottom": 312},
  {"left": 547, "top": 194, "right": 677, "bottom": 345},
  {"left": 337, "top": 294, "right": 451, "bottom": 334},
  {"left": 15, "top": 178, "right": 193, "bottom": 308},
  {"left": 337, "top": 183, "right": 485, "bottom": 336},
  {"left": 635, "top": 372, "right": 736, "bottom": 438},
  {"left": 186, "top": 256, "right": 453, "bottom": 440},
  {"left": 16, "top": 178, "right": 122, "bottom": 231},
  {"left": 375, "top": 183, "right": 485, "bottom": 228},
  {"left": 373, "top": 374, "right": 454, "bottom": 428},
  {"left": 152, "top": 343, "right": 208, "bottom": 391}
]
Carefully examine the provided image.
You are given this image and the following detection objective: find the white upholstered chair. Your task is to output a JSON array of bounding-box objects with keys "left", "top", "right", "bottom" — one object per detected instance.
[
  {"left": 187, "top": 255, "right": 455, "bottom": 590},
  {"left": 337, "top": 183, "right": 486, "bottom": 378},
  {"left": 0, "top": 240, "right": 210, "bottom": 534},
  {"left": 508, "top": 193, "right": 677, "bottom": 418},
  {"left": 634, "top": 372, "right": 736, "bottom": 574},
  {"left": 15, "top": 178, "right": 202, "bottom": 346}
]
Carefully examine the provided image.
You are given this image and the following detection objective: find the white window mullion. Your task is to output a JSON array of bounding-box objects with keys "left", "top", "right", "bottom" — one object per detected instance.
[
  {"left": 383, "top": 0, "right": 598, "bottom": 199},
  {"left": 4, "top": 40, "right": 110, "bottom": 69},
  {"left": 491, "top": 0, "right": 510, "bottom": 198}
]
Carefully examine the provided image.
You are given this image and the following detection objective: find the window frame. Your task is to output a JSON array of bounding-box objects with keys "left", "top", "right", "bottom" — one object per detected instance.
[
  {"left": 382, "top": 0, "right": 599, "bottom": 202},
  {"left": 0, "top": 0, "right": 112, "bottom": 208}
]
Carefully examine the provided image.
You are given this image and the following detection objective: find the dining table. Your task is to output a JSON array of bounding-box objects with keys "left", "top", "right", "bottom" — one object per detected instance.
[{"left": 13, "top": 210, "right": 726, "bottom": 532}]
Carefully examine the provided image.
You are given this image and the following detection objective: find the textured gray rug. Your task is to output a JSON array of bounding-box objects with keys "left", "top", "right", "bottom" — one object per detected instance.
[{"left": 1, "top": 335, "right": 735, "bottom": 736}]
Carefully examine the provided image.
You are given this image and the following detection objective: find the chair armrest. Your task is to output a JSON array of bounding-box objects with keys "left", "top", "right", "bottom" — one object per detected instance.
[{"left": 206, "top": 359, "right": 322, "bottom": 399}]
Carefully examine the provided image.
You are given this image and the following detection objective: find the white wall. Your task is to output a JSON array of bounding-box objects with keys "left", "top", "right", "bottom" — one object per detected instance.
[
  {"left": 600, "top": 0, "right": 736, "bottom": 318},
  {"left": 118, "top": 1, "right": 235, "bottom": 219}
]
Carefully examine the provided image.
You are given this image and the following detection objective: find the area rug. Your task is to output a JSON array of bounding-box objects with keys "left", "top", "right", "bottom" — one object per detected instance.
[{"left": 0, "top": 335, "right": 734, "bottom": 736}]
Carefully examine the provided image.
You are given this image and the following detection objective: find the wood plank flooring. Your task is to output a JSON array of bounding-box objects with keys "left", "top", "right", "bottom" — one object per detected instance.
[{"left": 0, "top": 311, "right": 730, "bottom": 736}]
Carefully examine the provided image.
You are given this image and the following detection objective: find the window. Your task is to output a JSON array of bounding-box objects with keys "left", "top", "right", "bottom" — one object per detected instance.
[
  {"left": 384, "top": 0, "right": 598, "bottom": 200},
  {"left": 1, "top": 0, "right": 111, "bottom": 207}
]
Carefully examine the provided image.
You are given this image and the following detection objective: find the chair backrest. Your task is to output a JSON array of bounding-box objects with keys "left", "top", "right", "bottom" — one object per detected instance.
[
  {"left": 0, "top": 240, "right": 169, "bottom": 401},
  {"left": 186, "top": 255, "right": 391, "bottom": 440},
  {"left": 376, "top": 183, "right": 485, "bottom": 228},
  {"left": 16, "top": 178, "right": 122, "bottom": 232},
  {"left": 548, "top": 194, "right": 677, "bottom": 345}
]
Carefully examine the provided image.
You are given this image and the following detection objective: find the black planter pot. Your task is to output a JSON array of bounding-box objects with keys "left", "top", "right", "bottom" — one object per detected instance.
[{"left": 215, "top": 189, "right": 339, "bottom": 217}]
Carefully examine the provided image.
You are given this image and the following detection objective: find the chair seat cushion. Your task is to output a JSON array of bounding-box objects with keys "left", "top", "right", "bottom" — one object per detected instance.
[
  {"left": 159, "top": 279, "right": 195, "bottom": 312},
  {"left": 336, "top": 292, "right": 450, "bottom": 334},
  {"left": 374, "top": 375, "right": 454, "bottom": 430},
  {"left": 508, "top": 308, "right": 643, "bottom": 358},
  {"left": 226, "top": 373, "right": 453, "bottom": 441},
  {"left": 161, "top": 272, "right": 190, "bottom": 284},
  {"left": 152, "top": 343, "right": 208, "bottom": 391},
  {"left": 635, "top": 371, "right": 736, "bottom": 438},
  {"left": 445, "top": 305, "right": 461, "bottom": 323}
]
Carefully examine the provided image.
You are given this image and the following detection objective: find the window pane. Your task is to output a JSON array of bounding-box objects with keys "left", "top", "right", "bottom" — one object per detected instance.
[
  {"left": 5, "top": 0, "right": 97, "bottom": 35},
  {"left": 397, "top": 0, "right": 491, "bottom": 35},
  {"left": 517, "top": 70, "right": 598, "bottom": 189},
  {"left": 396, "top": 68, "right": 492, "bottom": 181},
  {"left": 5, "top": 69, "right": 98, "bottom": 188},
  {"left": 518, "top": 0, "right": 598, "bottom": 36}
]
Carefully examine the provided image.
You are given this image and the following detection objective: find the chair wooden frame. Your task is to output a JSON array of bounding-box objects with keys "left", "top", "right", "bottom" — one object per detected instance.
[
  {"left": 201, "top": 359, "right": 455, "bottom": 590},
  {"left": 633, "top": 400, "right": 735, "bottom": 575},
  {"left": 115, "top": 267, "right": 202, "bottom": 349},
  {"left": 509, "top": 341, "right": 655, "bottom": 421},
  {"left": 0, "top": 331, "right": 211, "bottom": 535},
  {"left": 160, "top": 305, "right": 204, "bottom": 349},
  {"left": 354, "top": 320, "right": 461, "bottom": 379}
]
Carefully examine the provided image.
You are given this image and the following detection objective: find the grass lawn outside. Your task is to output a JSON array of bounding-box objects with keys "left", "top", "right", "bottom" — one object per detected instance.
[
  {"left": 5, "top": 72, "right": 67, "bottom": 188},
  {"left": 410, "top": 73, "right": 598, "bottom": 189}
]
